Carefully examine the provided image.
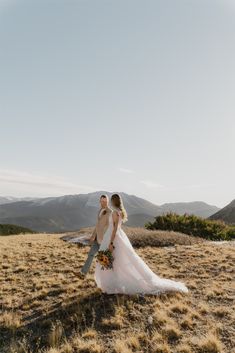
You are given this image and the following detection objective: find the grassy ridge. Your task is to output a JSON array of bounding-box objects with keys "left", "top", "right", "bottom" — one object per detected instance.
[
  {"left": 0, "top": 223, "right": 37, "bottom": 235},
  {"left": 145, "top": 212, "right": 235, "bottom": 241},
  {"left": 62, "top": 226, "right": 204, "bottom": 247}
]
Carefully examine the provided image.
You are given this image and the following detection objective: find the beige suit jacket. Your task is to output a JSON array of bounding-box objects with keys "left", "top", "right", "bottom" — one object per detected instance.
[{"left": 90, "top": 206, "right": 113, "bottom": 244}]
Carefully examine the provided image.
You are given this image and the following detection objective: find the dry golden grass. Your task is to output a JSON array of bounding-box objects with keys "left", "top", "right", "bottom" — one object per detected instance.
[{"left": 0, "top": 232, "right": 234, "bottom": 353}]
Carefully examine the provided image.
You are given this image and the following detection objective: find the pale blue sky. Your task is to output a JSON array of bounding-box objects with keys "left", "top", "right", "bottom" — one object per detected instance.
[{"left": 0, "top": 0, "right": 234, "bottom": 207}]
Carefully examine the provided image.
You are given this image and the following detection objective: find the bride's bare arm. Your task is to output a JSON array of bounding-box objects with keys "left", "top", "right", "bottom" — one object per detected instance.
[{"left": 109, "top": 211, "right": 120, "bottom": 245}]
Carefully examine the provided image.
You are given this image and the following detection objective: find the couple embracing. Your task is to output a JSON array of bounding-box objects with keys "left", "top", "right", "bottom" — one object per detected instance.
[{"left": 78, "top": 193, "right": 189, "bottom": 295}]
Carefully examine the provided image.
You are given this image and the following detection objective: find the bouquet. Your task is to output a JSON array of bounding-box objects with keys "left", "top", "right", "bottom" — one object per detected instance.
[{"left": 95, "top": 249, "right": 114, "bottom": 270}]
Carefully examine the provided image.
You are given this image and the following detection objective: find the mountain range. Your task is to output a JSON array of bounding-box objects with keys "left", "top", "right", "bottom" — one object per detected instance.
[{"left": 0, "top": 191, "right": 221, "bottom": 232}]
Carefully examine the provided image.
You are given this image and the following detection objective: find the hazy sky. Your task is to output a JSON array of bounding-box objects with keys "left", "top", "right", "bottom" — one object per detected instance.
[{"left": 0, "top": 0, "right": 234, "bottom": 207}]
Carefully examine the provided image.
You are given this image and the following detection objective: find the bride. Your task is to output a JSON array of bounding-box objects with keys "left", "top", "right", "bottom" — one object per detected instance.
[{"left": 94, "top": 194, "right": 189, "bottom": 295}]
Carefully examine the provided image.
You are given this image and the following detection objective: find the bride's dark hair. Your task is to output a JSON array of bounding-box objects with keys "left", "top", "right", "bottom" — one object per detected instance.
[{"left": 111, "top": 194, "right": 128, "bottom": 223}]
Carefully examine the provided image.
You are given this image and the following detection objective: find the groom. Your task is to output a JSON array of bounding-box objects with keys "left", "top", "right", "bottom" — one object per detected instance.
[{"left": 77, "top": 194, "right": 113, "bottom": 279}]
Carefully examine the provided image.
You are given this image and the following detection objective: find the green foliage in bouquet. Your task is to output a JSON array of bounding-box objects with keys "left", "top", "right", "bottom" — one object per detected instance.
[{"left": 95, "top": 249, "right": 115, "bottom": 270}]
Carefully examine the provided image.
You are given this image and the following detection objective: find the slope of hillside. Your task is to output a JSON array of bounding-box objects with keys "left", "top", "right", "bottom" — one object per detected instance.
[
  {"left": 208, "top": 199, "right": 235, "bottom": 224},
  {"left": 0, "top": 223, "right": 36, "bottom": 235},
  {"left": 125, "top": 213, "right": 155, "bottom": 227}
]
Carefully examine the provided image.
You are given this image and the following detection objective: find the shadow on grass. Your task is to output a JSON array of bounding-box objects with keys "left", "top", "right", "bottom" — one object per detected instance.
[{"left": 1, "top": 289, "right": 175, "bottom": 352}]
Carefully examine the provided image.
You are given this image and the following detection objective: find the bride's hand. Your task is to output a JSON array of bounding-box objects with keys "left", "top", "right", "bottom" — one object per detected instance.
[{"left": 108, "top": 243, "right": 114, "bottom": 252}]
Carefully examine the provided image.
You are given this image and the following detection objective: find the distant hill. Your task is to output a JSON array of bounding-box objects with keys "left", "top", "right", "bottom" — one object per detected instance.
[
  {"left": 208, "top": 199, "right": 235, "bottom": 225},
  {"left": 0, "top": 192, "right": 221, "bottom": 232},
  {"left": 160, "top": 201, "right": 219, "bottom": 218},
  {"left": 0, "top": 223, "right": 36, "bottom": 235}
]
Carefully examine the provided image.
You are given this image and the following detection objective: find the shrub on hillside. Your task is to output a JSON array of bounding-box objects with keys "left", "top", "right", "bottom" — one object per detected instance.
[
  {"left": 0, "top": 224, "right": 37, "bottom": 235},
  {"left": 145, "top": 212, "right": 235, "bottom": 241}
]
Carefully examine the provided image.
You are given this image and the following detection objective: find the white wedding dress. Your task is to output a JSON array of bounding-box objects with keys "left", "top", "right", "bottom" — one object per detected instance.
[{"left": 94, "top": 211, "right": 189, "bottom": 295}]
